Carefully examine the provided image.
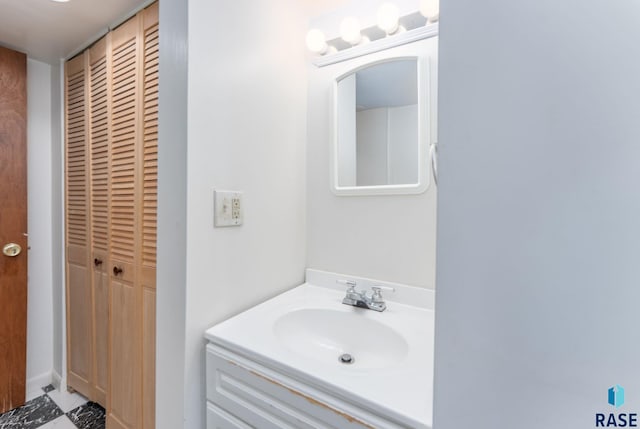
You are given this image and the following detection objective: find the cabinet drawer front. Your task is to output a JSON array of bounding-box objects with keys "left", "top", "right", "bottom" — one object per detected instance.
[
  {"left": 207, "top": 345, "right": 396, "bottom": 429},
  {"left": 207, "top": 402, "right": 251, "bottom": 429}
]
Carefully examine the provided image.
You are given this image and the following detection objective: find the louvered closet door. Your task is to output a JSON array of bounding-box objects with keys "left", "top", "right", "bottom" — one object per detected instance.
[
  {"left": 65, "top": 53, "right": 92, "bottom": 399},
  {"left": 108, "top": 15, "right": 142, "bottom": 429},
  {"left": 141, "top": 4, "right": 158, "bottom": 429},
  {"left": 88, "top": 36, "right": 109, "bottom": 407}
]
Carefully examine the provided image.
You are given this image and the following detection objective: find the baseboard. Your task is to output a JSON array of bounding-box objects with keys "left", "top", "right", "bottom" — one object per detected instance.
[
  {"left": 51, "top": 369, "right": 62, "bottom": 390},
  {"left": 26, "top": 370, "right": 53, "bottom": 401}
]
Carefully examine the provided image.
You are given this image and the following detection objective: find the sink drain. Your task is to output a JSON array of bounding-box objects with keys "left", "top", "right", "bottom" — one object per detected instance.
[{"left": 339, "top": 353, "right": 355, "bottom": 364}]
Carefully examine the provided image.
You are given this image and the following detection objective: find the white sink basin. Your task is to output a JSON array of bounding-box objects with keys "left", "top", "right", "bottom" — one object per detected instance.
[{"left": 273, "top": 308, "right": 409, "bottom": 369}]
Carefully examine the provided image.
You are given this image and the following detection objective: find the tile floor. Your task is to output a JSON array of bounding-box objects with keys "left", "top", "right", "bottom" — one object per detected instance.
[{"left": 0, "top": 385, "right": 105, "bottom": 429}]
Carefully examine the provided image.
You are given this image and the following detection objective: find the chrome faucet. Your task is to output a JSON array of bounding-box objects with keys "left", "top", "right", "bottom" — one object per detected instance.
[{"left": 338, "top": 280, "right": 395, "bottom": 312}]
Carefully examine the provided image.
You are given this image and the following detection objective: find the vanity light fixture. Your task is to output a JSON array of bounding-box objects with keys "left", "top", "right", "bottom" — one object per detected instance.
[
  {"left": 420, "top": 0, "right": 440, "bottom": 23},
  {"left": 340, "top": 17, "right": 364, "bottom": 45},
  {"left": 377, "top": 2, "right": 401, "bottom": 35},
  {"left": 306, "top": 2, "right": 439, "bottom": 65},
  {"left": 306, "top": 29, "right": 328, "bottom": 54}
]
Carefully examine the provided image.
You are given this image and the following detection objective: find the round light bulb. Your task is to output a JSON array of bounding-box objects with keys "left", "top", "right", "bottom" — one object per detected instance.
[
  {"left": 306, "top": 29, "right": 327, "bottom": 54},
  {"left": 377, "top": 2, "right": 400, "bottom": 34},
  {"left": 420, "top": 0, "right": 440, "bottom": 22},
  {"left": 340, "top": 17, "right": 362, "bottom": 45}
]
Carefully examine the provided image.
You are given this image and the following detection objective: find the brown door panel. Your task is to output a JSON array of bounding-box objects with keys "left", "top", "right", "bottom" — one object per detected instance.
[{"left": 0, "top": 45, "right": 28, "bottom": 414}]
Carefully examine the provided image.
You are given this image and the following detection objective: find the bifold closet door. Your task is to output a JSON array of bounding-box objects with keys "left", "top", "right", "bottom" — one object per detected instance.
[
  {"left": 65, "top": 3, "right": 158, "bottom": 427},
  {"left": 108, "top": 14, "right": 142, "bottom": 429},
  {"left": 140, "top": 4, "right": 158, "bottom": 428},
  {"left": 88, "top": 36, "right": 110, "bottom": 407},
  {"left": 109, "top": 6, "right": 158, "bottom": 426},
  {"left": 65, "top": 53, "right": 93, "bottom": 400}
]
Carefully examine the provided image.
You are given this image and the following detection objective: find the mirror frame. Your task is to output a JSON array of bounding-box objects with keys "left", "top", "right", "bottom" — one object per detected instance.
[{"left": 331, "top": 55, "right": 431, "bottom": 196}]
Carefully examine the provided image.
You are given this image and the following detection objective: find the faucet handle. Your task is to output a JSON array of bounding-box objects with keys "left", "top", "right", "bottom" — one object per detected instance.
[
  {"left": 371, "top": 285, "right": 395, "bottom": 303},
  {"left": 338, "top": 280, "right": 361, "bottom": 306},
  {"left": 337, "top": 279, "right": 357, "bottom": 290}
]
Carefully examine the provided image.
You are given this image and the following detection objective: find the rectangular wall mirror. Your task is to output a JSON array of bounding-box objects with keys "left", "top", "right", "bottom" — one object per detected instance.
[{"left": 332, "top": 56, "right": 431, "bottom": 196}]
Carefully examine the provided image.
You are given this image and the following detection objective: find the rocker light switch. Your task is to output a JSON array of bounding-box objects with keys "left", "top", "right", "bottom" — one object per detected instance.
[{"left": 214, "top": 190, "right": 243, "bottom": 227}]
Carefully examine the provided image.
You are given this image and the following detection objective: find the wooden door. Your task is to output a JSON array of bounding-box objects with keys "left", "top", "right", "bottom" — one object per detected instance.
[
  {"left": 88, "top": 36, "right": 110, "bottom": 407},
  {"left": 63, "top": 4, "right": 158, "bottom": 425},
  {"left": 108, "top": 15, "right": 142, "bottom": 429},
  {"left": 0, "top": 45, "right": 27, "bottom": 414},
  {"left": 141, "top": 4, "right": 158, "bottom": 428},
  {"left": 64, "top": 52, "right": 93, "bottom": 400}
]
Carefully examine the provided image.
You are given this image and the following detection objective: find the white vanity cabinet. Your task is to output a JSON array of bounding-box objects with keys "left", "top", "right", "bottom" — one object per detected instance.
[{"left": 206, "top": 343, "right": 409, "bottom": 429}]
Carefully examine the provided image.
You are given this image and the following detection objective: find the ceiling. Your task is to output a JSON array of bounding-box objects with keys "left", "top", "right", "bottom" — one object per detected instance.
[
  {"left": 305, "top": 0, "right": 350, "bottom": 16},
  {"left": 0, "top": 0, "right": 349, "bottom": 65},
  {"left": 0, "top": 0, "right": 150, "bottom": 64}
]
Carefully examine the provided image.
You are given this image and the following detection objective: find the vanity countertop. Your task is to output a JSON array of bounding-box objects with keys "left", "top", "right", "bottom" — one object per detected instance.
[{"left": 205, "top": 269, "right": 435, "bottom": 429}]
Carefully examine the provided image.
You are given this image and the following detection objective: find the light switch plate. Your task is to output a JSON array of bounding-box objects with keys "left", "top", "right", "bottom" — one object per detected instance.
[{"left": 214, "top": 190, "right": 243, "bottom": 227}]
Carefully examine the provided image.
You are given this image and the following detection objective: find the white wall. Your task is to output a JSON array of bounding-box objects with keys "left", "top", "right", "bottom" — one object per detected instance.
[
  {"left": 156, "top": 0, "right": 188, "bottom": 426},
  {"left": 307, "top": 37, "right": 438, "bottom": 288},
  {"left": 26, "top": 58, "right": 54, "bottom": 394},
  {"left": 50, "top": 61, "right": 64, "bottom": 388},
  {"left": 434, "top": 0, "right": 640, "bottom": 427},
  {"left": 181, "top": 0, "right": 309, "bottom": 427}
]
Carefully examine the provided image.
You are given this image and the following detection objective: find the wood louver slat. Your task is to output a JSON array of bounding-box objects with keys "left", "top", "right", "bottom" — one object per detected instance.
[
  {"left": 110, "top": 37, "right": 138, "bottom": 263},
  {"left": 66, "top": 70, "right": 88, "bottom": 247},
  {"left": 142, "top": 22, "right": 158, "bottom": 268}
]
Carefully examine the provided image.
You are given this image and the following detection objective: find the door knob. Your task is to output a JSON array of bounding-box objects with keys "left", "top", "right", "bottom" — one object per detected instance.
[
  {"left": 113, "top": 266, "right": 123, "bottom": 276},
  {"left": 94, "top": 258, "right": 103, "bottom": 267},
  {"left": 3, "top": 243, "right": 22, "bottom": 257}
]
